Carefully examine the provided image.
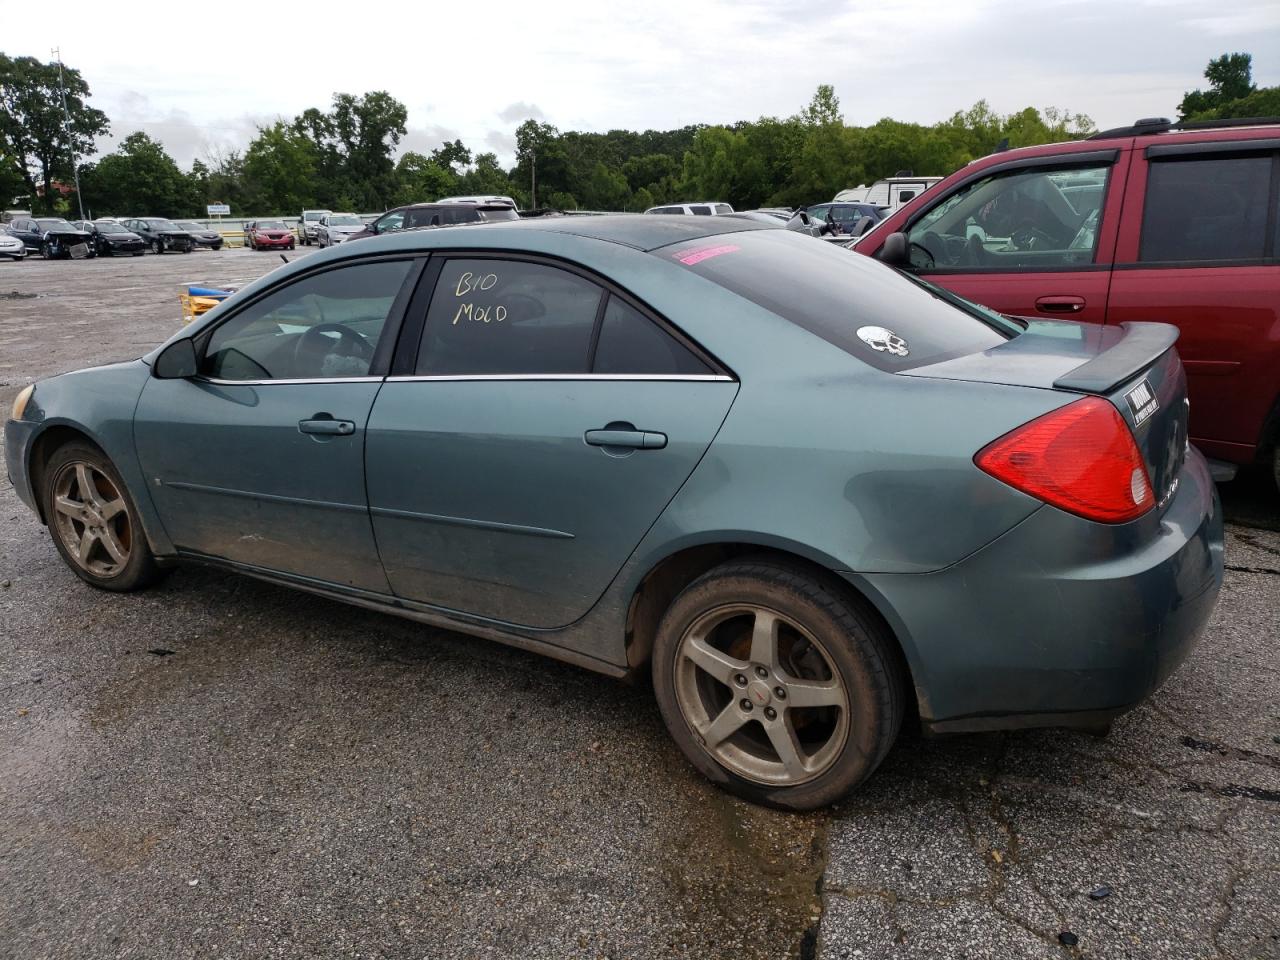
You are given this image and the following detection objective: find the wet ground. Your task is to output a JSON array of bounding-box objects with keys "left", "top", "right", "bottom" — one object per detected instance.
[{"left": 1, "top": 250, "right": 1277, "bottom": 959}]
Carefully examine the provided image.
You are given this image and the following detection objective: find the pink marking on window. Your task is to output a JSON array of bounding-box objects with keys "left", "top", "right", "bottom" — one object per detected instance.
[{"left": 676, "top": 244, "right": 740, "bottom": 266}]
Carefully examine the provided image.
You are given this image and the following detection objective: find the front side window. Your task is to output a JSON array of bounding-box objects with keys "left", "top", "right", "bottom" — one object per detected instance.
[
  {"left": 377, "top": 211, "right": 405, "bottom": 233},
  {"left": 1139, "top": 154, "right": 1273, "bottom": 263},
  {"left": 906, "top": 163, "right": 1111, "bottom": 270},
  {"left": 202, "top": 259, "right": 412, "bottom": 381},
  {"left": 416, "top": 259, "right": 603, "bottom": 375}
]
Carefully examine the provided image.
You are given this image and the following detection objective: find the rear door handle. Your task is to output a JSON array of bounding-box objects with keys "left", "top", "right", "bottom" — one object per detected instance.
[
  {"left": 299, "top": 417, "right": 355, "bottom": 436},
  {"left": 585, "top": 429, "right": 667, "bottom": 450},
  {"left": 1035, "top": 295, "right": 1086, "bottom": 314}
]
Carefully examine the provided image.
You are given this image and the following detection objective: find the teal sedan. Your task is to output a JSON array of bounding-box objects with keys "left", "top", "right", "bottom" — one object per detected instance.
[{"left": 5, "top": 216, "right": 1223, "bottom": 809}]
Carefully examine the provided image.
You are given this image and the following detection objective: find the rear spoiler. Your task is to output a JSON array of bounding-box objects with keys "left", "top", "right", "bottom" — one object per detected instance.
[{"left": 1053, "top": 322, "right": 1179, "bottom": 393}]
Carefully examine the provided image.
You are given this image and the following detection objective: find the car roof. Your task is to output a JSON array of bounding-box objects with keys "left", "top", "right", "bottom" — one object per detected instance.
[{"left": 474, "top": 214, "right": 774, "bottom": 251}]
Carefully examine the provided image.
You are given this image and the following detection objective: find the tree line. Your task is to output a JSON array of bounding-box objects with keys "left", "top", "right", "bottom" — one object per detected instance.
[{"left": 1, "top": 52, "right": 1272, "bottom": 220}]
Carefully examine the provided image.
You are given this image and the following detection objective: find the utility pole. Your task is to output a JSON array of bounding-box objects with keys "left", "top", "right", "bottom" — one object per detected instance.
[
  {"left": 531, "top": 147, "right": 537, "bottom": 210},
  {"left": 52, "top": 48, "right": 86, "bottom": 221}
]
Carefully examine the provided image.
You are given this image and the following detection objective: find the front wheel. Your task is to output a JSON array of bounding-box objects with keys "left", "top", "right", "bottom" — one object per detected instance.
[
  {"left": 153, "top": 239, "right": 164, "bottom": 254},
  {"left": 652, "top": 558, "right": 904, "bottom": 810},
  {"left": 41, "top": 441, "right": 164, "bottom": 591},
  {"left": 41, "top": 241, "right": 55, "bottom": 260}
]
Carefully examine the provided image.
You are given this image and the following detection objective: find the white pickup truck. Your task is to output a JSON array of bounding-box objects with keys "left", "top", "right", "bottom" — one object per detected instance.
[{"left": 297, "top": 209, "right": 332, "bottom": 246}]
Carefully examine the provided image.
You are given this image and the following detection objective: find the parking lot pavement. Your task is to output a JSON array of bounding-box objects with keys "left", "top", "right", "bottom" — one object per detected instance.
[{"left": 2, "top": 251, "right": 1278, "bottom": 959}]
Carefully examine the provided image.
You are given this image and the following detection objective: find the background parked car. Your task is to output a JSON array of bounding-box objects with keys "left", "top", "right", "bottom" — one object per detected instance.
[
  {"left": 245, "top": 220, "right": 295, "bottom": 251},
  {"left": 857, "top": 116, "right": 1280, "bottom": 490},
  {"left": 121, "top": 218, "right": 193, "bottom": 254},
  {"left": 72, "top": 220, "right": 146, "bottom": 257},
  {"left": 315, "top": 213, "right": 366, "bottom": 248},
  {"left": 347, "top": 202, "right": 518, "bottom": 241},
  {"left": 298, "top": 209, "right": 332, "bottom": 245},
  {"left": 172, "top": 221, "right": 224, "bottom": 251},
  {"left": 438, "top": 194, "right": 518, "bottom": 208},
  {"left": 0, "top": 225, "right": 26, "bottom": 260},
  {"left": 644, "top": 202, "right": 735, "bottom": 215},
  {"left": 835, "top": 175, "right": 943, "bottom": 210},
  {"left": 7, "top": 217, "right": 94, "bottom": 258},
  {"left": 806, "top": 201, "right": 889, "bottom": 237}
]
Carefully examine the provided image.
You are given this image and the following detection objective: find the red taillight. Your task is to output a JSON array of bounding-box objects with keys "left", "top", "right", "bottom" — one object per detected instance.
[{"left": 975, "top": 397, "right": 1153, "bottom": 524}]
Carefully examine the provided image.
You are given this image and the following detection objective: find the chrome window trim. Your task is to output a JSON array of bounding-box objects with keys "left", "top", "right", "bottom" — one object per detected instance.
[
  {"left": 193, "top": 375, "right": 385, "bottom": 386},
  {"left": 385, "top": 373, "right": 736, "bottom": 383}
]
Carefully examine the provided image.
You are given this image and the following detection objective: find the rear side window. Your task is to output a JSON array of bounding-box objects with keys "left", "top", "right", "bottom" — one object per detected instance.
[
  {"left": 416, "top": 259, "right": 603, "bottom": 375},
  {"left": 1140, "top": 155, "right": 1274, "bottom": 263},
  {"left": 593, "top": 296, "right": 712, "bottom": 375},
  {"left": 663, "top": 230, "right": 1011, "bottom": 371}
]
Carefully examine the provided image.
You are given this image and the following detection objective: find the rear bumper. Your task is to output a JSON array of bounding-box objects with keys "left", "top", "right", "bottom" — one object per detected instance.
[
  {"left": 854, "top": 446, "right": 1224, "bottom": 733},
  {"left": 4, "top": 417, "right": 40, "bottom": 515}
]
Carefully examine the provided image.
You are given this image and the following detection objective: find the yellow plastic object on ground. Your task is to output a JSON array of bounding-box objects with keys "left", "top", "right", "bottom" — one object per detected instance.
[{"left": 180, "top": 293, "right": 222, "bottom": 324}]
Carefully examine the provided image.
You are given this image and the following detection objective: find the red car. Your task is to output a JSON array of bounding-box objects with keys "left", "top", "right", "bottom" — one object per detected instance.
[
  {"left": 856, "top": 117, "right": 1280, "bottom": 489},
  {"left": 245, "top": 220, "right": 296, "bottom": 251}
]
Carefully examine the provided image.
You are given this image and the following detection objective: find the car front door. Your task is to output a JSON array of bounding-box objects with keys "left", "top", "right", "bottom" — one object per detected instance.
[
  {"left": 1106, "top": 140, "right": 1280, "bottom": 464},
  {"left": 897, "top": 151, "right": 1127, "bottom": 325},
  {"left": 14, "top": 219, "right": 40, "bottom": 252},
  {"left": 365, "top": 255, "right": 737, "bottom": 630},
  {"left": 134, "top": 256, "right": 421, "bottom": 590}
]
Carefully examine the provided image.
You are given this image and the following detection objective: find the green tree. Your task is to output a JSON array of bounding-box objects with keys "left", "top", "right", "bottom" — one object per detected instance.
[
  {"left": 393, "top": 151, "right": 456, "bottom": 204},
  {"left": 430, "top": 139, "right": 472, "bottom": 174},
  {"left": 0, "top": 54, "right": 109, "bottom": 213},
  {"left": 242, "top": 122, "right": 318, "bottom": 214},
  {"left": 78, "top": 132, "right": 199, "bottom": 217},
  {"left": 457, "top": 152, "right": 516, "bottom": 199},
  {"left": 1179, "top": 53, "right": 1255, "bottom": 120},
  {"left": 799, "top": 84, "right": 842, "bottom": 126},
  {"left": 514, "top": 120, "right": 567, "bottom": 207}
]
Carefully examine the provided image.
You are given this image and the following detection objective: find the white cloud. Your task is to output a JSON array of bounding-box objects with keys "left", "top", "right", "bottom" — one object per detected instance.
[{"left": 6, "top": 0, "right": 1278, "bottom": 171}]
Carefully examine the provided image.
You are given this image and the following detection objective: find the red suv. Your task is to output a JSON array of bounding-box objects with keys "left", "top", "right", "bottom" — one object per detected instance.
[{"left": 857, "top": 117, "right": 1280, "bottom": 488}]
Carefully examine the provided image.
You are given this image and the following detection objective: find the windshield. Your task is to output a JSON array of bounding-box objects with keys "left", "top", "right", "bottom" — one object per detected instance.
[
  {"left": 662, "top": 229, "right": 1012, "bottom": 372},
  {"left": 257, "top": 220, "right": 286, "bottom": 230},
  {"left": 149, "top": 219, "right": 180, "bottom": 231},
  {"left": 37, "top": 219, "right": 75, "bottom": 230},
  {"left": 174, "top": 222, "right": 203, "bottom": 231},
  {"left": 95, "top": 222, "right": 127, "bottom": 234},
  {"left": 304, "top": 212, "right": 327, "bottom": 221},
  {"left": 327, "top": 215, "right": 362, "bottom": 226}
]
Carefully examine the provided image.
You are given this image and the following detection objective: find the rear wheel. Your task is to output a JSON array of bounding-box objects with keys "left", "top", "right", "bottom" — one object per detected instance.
[
  {"left": 652, "top": 558, "right": 904, "bottom": 810},
  {"left": 41, "top": 442, "right": 163, "bottom": 591},
  {"left": 41, "top": 241, "right": 54, "bottom": 260}
]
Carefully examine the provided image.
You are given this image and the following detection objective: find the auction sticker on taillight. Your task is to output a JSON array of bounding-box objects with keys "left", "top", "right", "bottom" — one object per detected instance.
[{"left": 1124, "top": 379, "right": 1158, "bottom": 426}]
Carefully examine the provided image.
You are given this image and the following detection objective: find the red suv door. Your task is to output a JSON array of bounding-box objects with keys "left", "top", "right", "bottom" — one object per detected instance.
[
  {"left": 1106, "top": 135, "right": 1280, "bottom": 466},
  {"left": 860, "top": 146, "right": 1129, "bottom": 325}
]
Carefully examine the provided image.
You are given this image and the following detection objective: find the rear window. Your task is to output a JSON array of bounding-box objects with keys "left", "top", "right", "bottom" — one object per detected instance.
[
  {"left": 1140, "top": 154, "right": 1273, "bottom": 263},
  {"left": 662, "top": 230, "right": 1012, "bottom": 371},
  {"left": 477, "top": 207, "right": 519, "bottom": 221}
]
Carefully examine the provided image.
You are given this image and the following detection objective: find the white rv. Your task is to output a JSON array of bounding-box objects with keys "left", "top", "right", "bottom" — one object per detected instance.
[{"left": 834, "top": 176, "right": 942, "bottom": 210}]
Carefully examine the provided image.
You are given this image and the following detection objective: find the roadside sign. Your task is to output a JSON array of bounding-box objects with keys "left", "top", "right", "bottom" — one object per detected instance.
[{"left": 207, "top": 203, "right": 231, "bottom": 216}]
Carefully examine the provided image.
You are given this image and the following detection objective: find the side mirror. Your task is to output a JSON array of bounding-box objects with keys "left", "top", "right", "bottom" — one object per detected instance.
[
  {"left": 879, "top": 231, "right": 910, "bottom": 267},
  {"left": 367, "top": 223, "right": 379, "bottom": 235},
  {"left": 153, "top": 339, "right": 198, "bottom": 379}
]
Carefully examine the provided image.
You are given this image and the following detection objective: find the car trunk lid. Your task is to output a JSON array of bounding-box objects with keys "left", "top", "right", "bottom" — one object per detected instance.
[{"left": 904, "top": 320, "right": 1188, "bottom": 511}]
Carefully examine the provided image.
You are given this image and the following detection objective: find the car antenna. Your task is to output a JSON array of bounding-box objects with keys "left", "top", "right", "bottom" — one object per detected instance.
[{"left": 280, "top": 253, "right": 289, "bottom": 264}]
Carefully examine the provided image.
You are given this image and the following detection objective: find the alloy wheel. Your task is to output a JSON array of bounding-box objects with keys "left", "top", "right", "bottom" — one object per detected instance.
[
  {"left": 673, "top": 603, "right": 850, "bottom": 786},
  {"left": 50, "top": 461, "right": 132, "bottom": 578}
]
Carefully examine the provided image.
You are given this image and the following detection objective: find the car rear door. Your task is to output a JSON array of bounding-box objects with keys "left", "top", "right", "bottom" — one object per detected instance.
[
  {"left": 1105, "top": 136, "right": 1280, "bottom": 464},
  {"left": 893, "top": 148, "right": 1128, "bottom": 325},
  {"left": 364, "top": 255, "right": 737, "bottom": 629},
  {"left": 134, "top": 257, "right": 421, "bottom": 590}
]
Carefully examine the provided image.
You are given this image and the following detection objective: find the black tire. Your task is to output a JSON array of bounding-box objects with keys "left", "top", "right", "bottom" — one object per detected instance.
[
  {"left": 40, "top": 441, "right": 164, "bottom": 592},
  {"left": 41, "top": 241, "right": 54, "bottom": 260},
  {"left": 652, "top": 557, "right": 904, "bottom": 810},
  {"left": 153, "top": 239, "right": 164, "bottom": 255},
  {"left": 132, "top": 250, "right": 145, "bottom": 257}
]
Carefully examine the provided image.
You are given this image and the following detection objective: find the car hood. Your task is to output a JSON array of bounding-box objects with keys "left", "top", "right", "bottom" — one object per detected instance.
[{"left": 328, "top": 224, "right": 365, "bottom": 233}]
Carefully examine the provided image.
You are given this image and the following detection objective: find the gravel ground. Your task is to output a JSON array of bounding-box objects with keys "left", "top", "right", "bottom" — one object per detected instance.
[{"left": 1, "top": 249, "right": 1277, "bottom": 959}]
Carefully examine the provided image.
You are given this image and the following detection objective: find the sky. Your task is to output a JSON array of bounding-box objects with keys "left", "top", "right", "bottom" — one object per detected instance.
[{"left": 7, "top": 0, "right": 1280, "bottom": 170}]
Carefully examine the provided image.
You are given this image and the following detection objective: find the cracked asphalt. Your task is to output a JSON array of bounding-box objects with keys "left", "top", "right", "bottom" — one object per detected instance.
[{"left": 2, "top": 250, "right": 1278, "bottom": 959}]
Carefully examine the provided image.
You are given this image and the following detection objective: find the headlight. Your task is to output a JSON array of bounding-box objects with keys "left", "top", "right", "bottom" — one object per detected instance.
[{"left": 11, "top": 384, "right": 34, "bottom": 421}]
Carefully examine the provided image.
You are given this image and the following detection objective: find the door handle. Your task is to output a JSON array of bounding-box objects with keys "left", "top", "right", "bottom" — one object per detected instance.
[
  {"left": 1035, "top": 295, "right": 1086, "bottom": 314},
  {"left": 299, "top": 417, "right": 355, "bottom": 436},
  {"left": 585, "top": 428, "right": 667, "bottom": 450}
]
